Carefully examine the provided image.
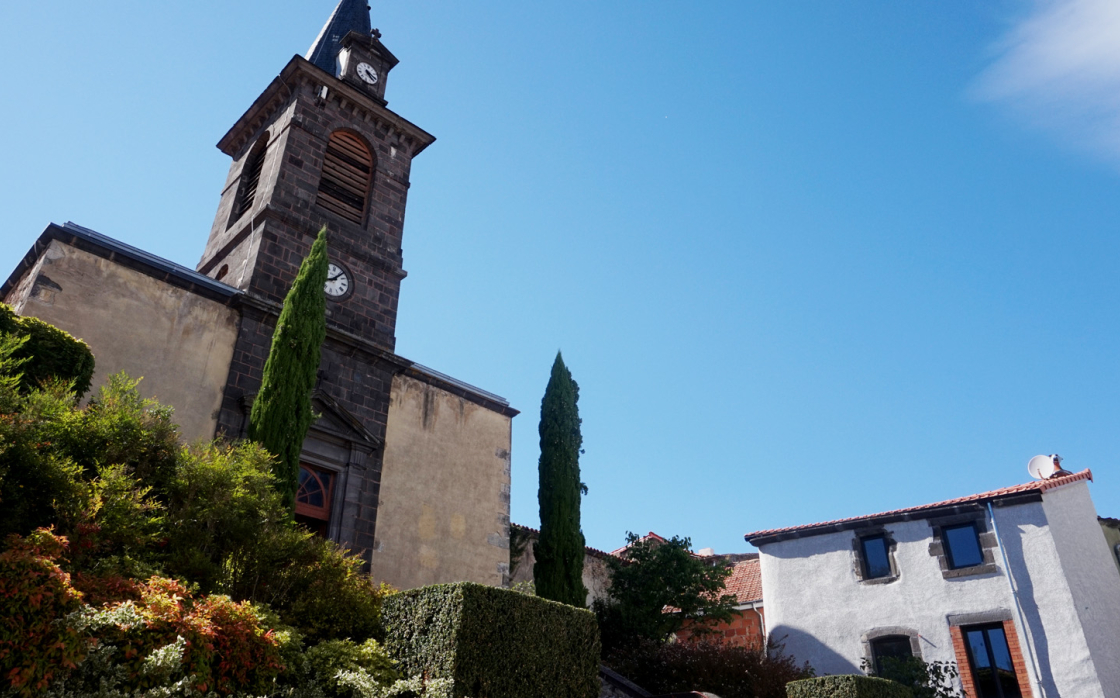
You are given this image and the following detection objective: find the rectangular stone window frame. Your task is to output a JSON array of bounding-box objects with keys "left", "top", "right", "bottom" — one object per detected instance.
[
  {"left": 927, "top": 510, "right": 999, "bottom": 580},
  {"left": 947, "top": 612, "right": 1032, "bottom": 698},
  {"left": 851, "top": 526, "right": 900, "bottom": 585}
]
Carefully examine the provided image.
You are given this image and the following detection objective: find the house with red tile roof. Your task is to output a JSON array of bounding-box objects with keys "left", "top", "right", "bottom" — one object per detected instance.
[
  {"left": 510, "top": 525, "right": 769, "bottom": 651},
  {"left": 745, "top": 468, "right": 1120, "bottom": 698},
  {"left": 675, "top": 555, "right": 766, "bottom": 649}
]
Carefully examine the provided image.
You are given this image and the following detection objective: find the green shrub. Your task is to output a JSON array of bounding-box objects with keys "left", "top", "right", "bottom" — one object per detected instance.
[
  {"left": 382, "top": 581, "right": 600, "bottom": 698},
  {"left": 168, "top": 442, "right": 388, "bottom": 642},
  {"left": 606, "top": 638, "right": 813, "bottom": 698},
  {"left": 304, "top": 638, "right": 400, "bottom": 697},
  {"left": 59, "top": 372, "right": 181, "bottom": 495},
  {"left": 0, "top": 303, "right": 95, "bottom": 398},
  {"left": 786, "top": 675, "right": 914, "bottom": 698}
]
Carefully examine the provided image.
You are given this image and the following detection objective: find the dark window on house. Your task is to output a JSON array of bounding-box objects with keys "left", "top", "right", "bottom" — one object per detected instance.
[
  {"left": 860, "top": 535, "right": 892, "bottom": 579},
  {"left": 231, "top": 134, "right": 268, "bottom": 224},
  {"left": 316, "top": 131, "right": 373, "bottom": 224},
  {"left": 942, "top": 523, "right": 984, "bottom": 569},
  {"left": 295, "top": 464, "right": 335, "bottom": 536},
  {"left": 870, "top": 635, "right": 914, "bottom": 676},
  {"left": 962, "top": 624, "right": 1022, "bottom": 698}
]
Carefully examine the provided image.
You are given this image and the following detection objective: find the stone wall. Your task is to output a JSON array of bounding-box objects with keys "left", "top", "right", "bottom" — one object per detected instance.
[
  {"left": 3, "top": 239, "right": 238, "bottom": 442},
  {"left": 509, "top": 524, "right": 612, "bottom": 607},
  {"left": 373, "top": 371, "right": 513, "bottom": 589}
]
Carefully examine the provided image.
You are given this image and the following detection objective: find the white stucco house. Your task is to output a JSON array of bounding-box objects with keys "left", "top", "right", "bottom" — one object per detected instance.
[{"left": 745, "top": 469, "right": 1120, "bottom": 698}]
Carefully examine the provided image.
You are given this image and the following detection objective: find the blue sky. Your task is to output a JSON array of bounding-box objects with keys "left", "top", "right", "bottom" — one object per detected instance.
[{"left": 2, "top": 1, "right": 1120, "bottom": 555}]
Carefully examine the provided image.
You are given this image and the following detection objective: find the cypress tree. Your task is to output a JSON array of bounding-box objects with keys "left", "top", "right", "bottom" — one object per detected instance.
[
  {"left": 533, "top": 351, "right": 589, "bottom": 606},
  {"left": 248, "top": 227, "right": 329, "bottom": 512}
]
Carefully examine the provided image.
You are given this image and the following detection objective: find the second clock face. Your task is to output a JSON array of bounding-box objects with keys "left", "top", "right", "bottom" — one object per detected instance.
[
  {"left": 356, "top": 62, "right": 379, "bottom": 85},
  {"left": 325, "top": 263, "right": 351, "bottom": 299}
]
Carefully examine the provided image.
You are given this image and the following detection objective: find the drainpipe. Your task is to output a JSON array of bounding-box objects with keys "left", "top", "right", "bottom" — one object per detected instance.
[
  {"left": 751, "top": 605, "right": 767, "bottom": 646},
  {"left": 734, "top": 602, "right": 767, "bottom": 648},
  {"left": 987, "top": 501, "right": 1046, "bottom": 698}
]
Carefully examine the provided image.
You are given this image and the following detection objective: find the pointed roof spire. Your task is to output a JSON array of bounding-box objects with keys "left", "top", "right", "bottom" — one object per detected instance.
[{"left": 306, "top": 0, "right": 373, "bottom": 75}]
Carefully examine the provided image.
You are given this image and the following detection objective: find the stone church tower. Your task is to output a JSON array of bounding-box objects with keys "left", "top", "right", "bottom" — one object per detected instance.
[{"left": 3, "top": 0, "right": 517, "bottom": 590}]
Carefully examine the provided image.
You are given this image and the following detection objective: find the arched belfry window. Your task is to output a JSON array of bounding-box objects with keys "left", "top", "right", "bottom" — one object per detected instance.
[
  {"left": 230, "top": 133, "right": 269, "bottom": 226},
  {"left": 316, "top": 131, "right": 373, "bottom": 224}
]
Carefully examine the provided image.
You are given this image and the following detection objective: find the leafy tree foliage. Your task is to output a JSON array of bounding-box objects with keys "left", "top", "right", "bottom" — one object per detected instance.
[
  {"left": 248, "top": 226, "right": 330, "bottom": 511},
  {"left": 595, "top": 532, "right": 736, "bottom": 653},
  {"left": 533, "top": 352, "right": 588, "bottom": 606}
]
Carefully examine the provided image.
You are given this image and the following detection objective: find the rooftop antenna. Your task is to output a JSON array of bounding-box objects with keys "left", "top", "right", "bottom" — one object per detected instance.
[{"left": 1027, "top": 454, "right": 1061, "bottom": 480}]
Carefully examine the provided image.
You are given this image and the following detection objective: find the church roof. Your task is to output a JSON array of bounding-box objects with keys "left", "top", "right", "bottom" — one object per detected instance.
[
  {"left": 307, "top": 0, "right": 372, "bottom": 75},
  {"left": 1, "top": 222, "right": 240, "bottom": 305}
]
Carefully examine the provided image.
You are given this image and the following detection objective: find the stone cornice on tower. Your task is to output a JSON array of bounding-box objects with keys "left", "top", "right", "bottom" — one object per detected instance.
[{"left": 216, "top": 56, "right": 435, "bottom": 159}]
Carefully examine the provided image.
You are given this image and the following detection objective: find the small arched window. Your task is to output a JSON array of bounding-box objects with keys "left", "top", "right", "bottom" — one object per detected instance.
[
  {"left": 295, "top": 463, "right": 335, "bottom": 536},
  {"left": 316, "top": 131, "right": 373, "bottom": 224},
  {"left": 230, "top": 133, "right": 269, "bottom": 226},
  {"left": 870, "top": 635, "right": 915, "bottom": 676}
]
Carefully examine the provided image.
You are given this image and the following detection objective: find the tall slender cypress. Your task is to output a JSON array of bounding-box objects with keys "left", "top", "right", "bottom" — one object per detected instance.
[
  {"left": 534, "top": 351, "right": 588, "bottom": 606},
  {"left": 248, "top": 227, "right": 329, "bottom": 512}
]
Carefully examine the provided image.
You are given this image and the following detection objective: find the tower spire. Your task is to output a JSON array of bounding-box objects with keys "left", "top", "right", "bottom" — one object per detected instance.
[{"left": 306, "top": 0, "right": 373, "bottom": 75}]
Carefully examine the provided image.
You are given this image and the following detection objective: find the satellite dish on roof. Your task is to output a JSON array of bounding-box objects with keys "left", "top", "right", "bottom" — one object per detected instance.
[{"left": 1028, "top": 454, "right": 1058, "bottom": 480}]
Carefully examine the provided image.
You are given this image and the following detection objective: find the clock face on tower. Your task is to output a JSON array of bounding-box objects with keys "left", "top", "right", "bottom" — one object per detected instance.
[
  {"left": 325, "top": 263, "right": 352, "bottom": 300},
  {"left": 356, "top": 62, "right": 379, "bottom": 85}
]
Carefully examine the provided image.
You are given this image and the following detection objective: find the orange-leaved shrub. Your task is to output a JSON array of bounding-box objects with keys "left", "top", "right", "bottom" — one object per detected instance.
[
  {"left": 0, "top": 529, "right": 286, "bottom": 696},
  {"left": 0, "top": 529, "right": 86, "bottom": 696},
  {"left": 82, "top": 576, "right": 285, "bottom": 695}
]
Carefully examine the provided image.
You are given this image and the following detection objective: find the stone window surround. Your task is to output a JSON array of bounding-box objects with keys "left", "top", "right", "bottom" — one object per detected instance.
[
  {"left": 947, "top": 612, "right": 1033, "bottom": 698},
  {"left": 861, "top": 626, "right": 923, "bottom": 673},
  {"left": 851, "top": 525, "right": 901, "bottom": 585},
  {"left": 927, "top": 511, "right": 1000, "bottom": 580}
]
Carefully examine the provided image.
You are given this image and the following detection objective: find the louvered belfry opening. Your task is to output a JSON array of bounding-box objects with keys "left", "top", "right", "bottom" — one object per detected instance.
[
  {"left": 232, "top": 134, "right": 268, "bottom": 224},
  {"left": 316, "top": 131, "right": 373, "bottom": 224}
]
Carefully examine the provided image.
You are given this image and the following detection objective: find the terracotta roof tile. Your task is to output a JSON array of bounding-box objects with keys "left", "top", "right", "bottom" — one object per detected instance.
[
  {"left": 724, "top": 558, "right": 762, "bottom": 604},
  {"left": 609, "top": 531, "right": 670, "bottom": 557},
  {"left": 744, "top": 469, "right": 1093, "bottom": 543}
]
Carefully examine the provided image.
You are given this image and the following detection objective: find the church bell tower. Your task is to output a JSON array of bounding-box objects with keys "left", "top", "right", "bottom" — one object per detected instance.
[
  {"left": 197, "top": 1, "right": 436, "bottom": 560},
  {"left": 197, "top": 0, "right": 434, "bottom": 352}
]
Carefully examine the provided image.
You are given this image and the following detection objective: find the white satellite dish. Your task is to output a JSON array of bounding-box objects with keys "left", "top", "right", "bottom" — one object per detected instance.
[{"left": 1028, "top": 455, "right": 1057, "bottom": 480}]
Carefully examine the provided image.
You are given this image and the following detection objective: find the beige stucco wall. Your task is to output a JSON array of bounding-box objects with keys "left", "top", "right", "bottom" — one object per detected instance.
[
  {"left": 374, "top": 373, "right": 513, "bottom": 590},
  {"left": 5, "top": 240, "right": 239, "bottom": 442}
]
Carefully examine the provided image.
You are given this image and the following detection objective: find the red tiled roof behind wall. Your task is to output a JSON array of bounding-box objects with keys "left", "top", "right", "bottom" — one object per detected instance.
[
  {"left": 745, "top": 469, "right": 1093, "bottom": 542},
  {"left": 725, "top": 558, "right": 763, "bottom": 605}
]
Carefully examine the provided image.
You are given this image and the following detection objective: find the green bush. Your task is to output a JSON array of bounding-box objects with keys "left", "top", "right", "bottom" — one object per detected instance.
[
  {"left": 304, "top": 638, "right": 400, "bottom": 697},
  {"left": 0, "top": 303, "right": 95, "bottom": 398},
  {"left": 786, "top": 675, "right": 914, "bottom": 698},
  {"left": 382, "top": 581, "right": 600, "bottom": 698}
]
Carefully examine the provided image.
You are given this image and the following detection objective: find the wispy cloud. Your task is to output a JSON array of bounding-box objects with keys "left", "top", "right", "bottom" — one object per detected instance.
[{"left": 974, "top": 0, "right": 1120, "bottom": 162}]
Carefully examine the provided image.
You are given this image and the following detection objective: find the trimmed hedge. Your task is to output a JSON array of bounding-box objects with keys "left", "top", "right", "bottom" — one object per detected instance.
[
  {"left": 382, "top": 582, "right": 600, "bottom": 698},
  {"left": 786, "top": 676, "right": 913, "bottom": 698},
  {"left": 0, "top": 304, "right": 95, "bottom": 397}
]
